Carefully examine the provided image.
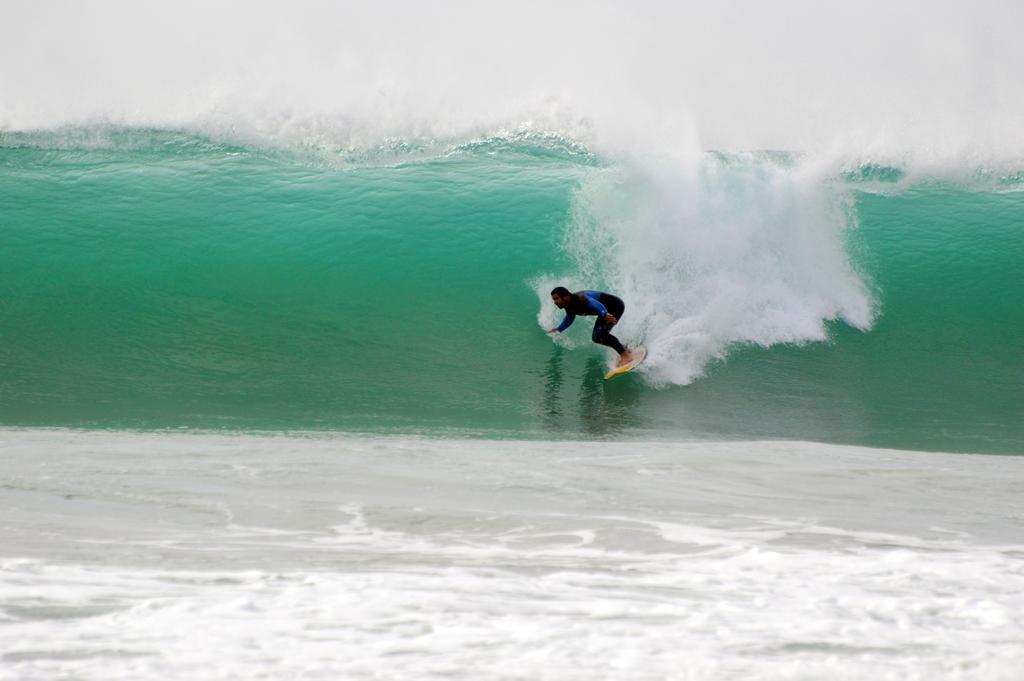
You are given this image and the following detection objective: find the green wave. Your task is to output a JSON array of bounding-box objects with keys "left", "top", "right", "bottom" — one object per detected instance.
[{"left": 1, "top": 129, "right": 1022, "bottom": 452}]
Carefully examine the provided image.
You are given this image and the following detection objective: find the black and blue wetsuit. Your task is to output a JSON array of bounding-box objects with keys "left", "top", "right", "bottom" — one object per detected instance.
[{"left": 555, "top": 290, "right": 627, "bottom": 355}]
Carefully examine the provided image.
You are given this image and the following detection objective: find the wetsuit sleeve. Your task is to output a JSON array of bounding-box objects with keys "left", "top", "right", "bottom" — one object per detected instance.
[
  {"left": 555, "top": 312, "right": 576, "bottom": 332},
  {"left": 583, "top": 292, "right": 609, "bottom": 317}
]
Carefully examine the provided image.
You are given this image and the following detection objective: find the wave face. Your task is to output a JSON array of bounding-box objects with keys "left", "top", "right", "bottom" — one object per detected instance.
[{"left": 1, "top": 129, "right": 1023, "bottom": 452}]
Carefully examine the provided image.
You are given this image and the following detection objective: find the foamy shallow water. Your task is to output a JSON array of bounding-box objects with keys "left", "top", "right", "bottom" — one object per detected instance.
[{"left": 2, "top": 429, "right": 1023, "bottom": 680}]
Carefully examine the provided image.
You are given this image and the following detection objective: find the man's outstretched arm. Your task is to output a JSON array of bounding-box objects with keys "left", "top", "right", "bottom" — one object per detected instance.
[{"left": 549, "top": 312, "right": 576, "bottom": 333}]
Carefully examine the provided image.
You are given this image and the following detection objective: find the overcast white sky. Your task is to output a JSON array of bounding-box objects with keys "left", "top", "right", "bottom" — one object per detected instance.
[{"left": 3, "top": 0, "right": 1022, "bottom": 158}]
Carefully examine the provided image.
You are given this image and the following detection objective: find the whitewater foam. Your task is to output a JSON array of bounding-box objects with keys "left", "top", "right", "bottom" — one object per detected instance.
[
  {"left": 2, "top": 430, "right": 1023, "bottom": 680},
  {"left": 540, "top": 151, "right": 874, "bottom": 384}
]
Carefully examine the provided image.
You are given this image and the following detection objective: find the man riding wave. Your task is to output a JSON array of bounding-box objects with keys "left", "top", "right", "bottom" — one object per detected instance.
[{"left": 547, "top": 286, "right": 636, "bottom": 367}]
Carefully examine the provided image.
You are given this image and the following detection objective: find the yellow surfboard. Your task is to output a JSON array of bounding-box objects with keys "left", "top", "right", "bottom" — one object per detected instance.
[{"left": 604, "top": 346, "right": 647, "bottom": 380}]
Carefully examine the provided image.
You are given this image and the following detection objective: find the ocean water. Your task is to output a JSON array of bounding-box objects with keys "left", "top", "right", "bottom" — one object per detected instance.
[
  {"left": 4, "top": 2, "right": 1024, "bottom": 679},
  {"left": 2, "top": 126, "right": 1022, "bottom": 681},
  {"left": 1, "top": 129, "right": 1022, "bottom": 452}
]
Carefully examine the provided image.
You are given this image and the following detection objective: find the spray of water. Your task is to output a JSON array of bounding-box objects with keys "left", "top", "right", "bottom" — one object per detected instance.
[
  {"left": 547, "top": 153, "right": 874, "bottom": 384},
  {"left": 4, "top": 0, "right": 1024, "bottom": 165}
]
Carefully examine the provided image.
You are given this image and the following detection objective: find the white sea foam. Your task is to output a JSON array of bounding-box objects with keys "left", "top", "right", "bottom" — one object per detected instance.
[
  {"left": 2, "top": 429, "right": 1023, "bottom": 680},
  {"left": 540, "top": 152, "right": 874, "bottom": 384}
]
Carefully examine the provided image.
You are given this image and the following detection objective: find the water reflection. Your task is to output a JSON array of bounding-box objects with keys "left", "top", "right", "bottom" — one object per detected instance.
[
  {"left": 539, "top": 346, "right": 645, "bottom": 436},
  {"left": 578, "top": 355, "right": 644, "bottom": 435},
  {"left": 540, "top": 345, "right": 566, "bottom": 431}
]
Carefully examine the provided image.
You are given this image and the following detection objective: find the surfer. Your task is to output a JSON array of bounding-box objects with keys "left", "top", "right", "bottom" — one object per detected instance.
[{"left": 547, "top": 287, "right": 635, "bottom": 366}]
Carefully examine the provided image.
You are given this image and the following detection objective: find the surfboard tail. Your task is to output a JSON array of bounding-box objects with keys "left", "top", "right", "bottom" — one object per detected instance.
[{"left": 604, "top": 346, "right": 647, "bottom": 379}]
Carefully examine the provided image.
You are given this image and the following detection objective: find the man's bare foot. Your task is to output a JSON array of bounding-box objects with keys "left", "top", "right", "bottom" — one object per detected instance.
[{"left": 617, "top": 349, "right": 633, "bottom": 366}]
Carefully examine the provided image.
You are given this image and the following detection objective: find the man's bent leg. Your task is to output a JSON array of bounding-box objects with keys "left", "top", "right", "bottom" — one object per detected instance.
[{"left": 593, "top": 320, "right": 627, "bottom": 355}]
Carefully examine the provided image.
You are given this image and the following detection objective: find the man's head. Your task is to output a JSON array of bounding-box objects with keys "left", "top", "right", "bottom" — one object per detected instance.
[{"left": 550, "top": 286, "right": 573, "bottom": 309}]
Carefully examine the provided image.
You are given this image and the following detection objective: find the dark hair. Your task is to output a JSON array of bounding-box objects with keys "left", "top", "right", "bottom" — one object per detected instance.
[{"left": 551, "top": 286, "right": 571, "bottom": 298}]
